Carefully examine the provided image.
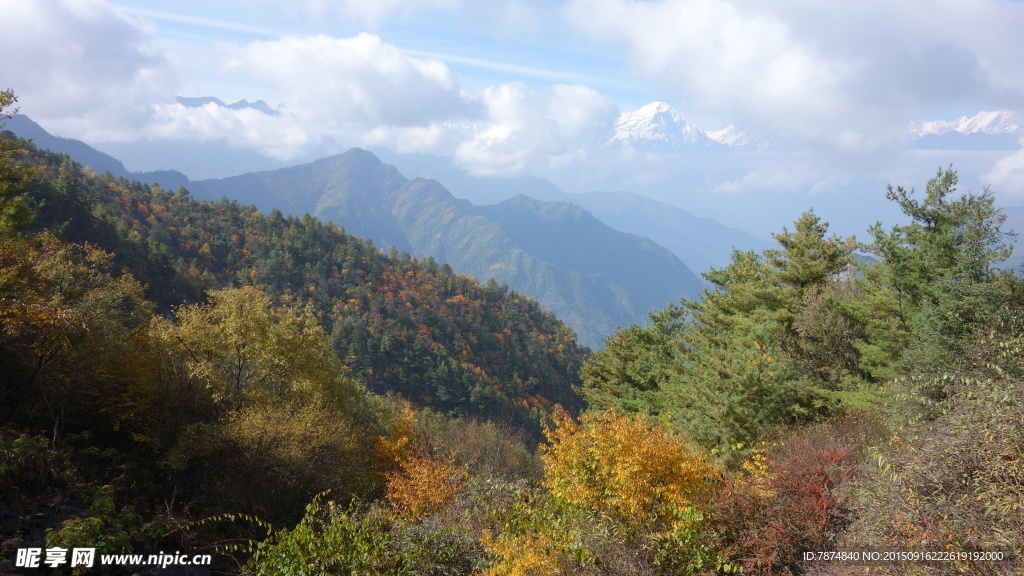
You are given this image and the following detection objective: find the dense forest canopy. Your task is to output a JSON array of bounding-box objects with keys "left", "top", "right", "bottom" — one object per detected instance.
[{"left": 3, "top": 92, "right": 1024, "bottom": 575}]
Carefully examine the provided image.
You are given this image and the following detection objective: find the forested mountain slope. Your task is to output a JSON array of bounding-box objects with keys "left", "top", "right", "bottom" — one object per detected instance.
[
  {"left": 12, "top": 138, "right": 587, "bottom": 425},
  {"left": 4, "top": 114, "right": 190, "bottom": 191},
  {"left": 195, "top": 149, "right": 703, "bottom": 347}
]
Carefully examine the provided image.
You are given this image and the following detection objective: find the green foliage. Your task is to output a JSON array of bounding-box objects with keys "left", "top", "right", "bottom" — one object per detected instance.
[
  {"left": 45, "top": 484, "right": 168, "bottom": 575},
  {"left": 387, "top": 519, "right": 486, "bottom": 575},
  {"left": 0, "top": 90, "right": 38, "bottom": 236},
  {"left": 581, "top": 210, "right": 855, "bottom": 451},
  {"left": 245, "top": 498, "right": 405, "bottom": 576},
  {"left": 0, "top": 428, "right": 77, "bottom": 494},
  {"left": 849, "top": 167, "right": 1015, "bottom": 378},
  {"left": 580, "top": 304, "right": 686, "bottom": 414}
]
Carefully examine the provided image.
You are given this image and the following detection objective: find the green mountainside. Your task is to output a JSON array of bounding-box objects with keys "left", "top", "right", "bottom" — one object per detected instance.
[
  {"left": 195, "top": 149, "right": 704, "bottom": 347},
  {"left": 12, "top": 139, "right": 587, "bottom": 426},
  {"left": 374, "top": 149, "right": 775, "bottom": 275}
]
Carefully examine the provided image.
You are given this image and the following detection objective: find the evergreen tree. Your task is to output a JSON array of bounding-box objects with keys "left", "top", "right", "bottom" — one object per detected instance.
[{"left": 848, "top": 167, "right": 1015, "bottom": 378}]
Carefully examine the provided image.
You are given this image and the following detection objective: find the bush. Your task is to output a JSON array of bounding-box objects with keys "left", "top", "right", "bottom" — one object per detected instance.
[
  {"left": 246, "top": 497, "right": 403, "bottom": 576},
  {"left": 843, "top": 374, "right": 1024, "bottom": 575},
  {"left": 710, "top": 442, "right": 860, "bottom": 575},
  {"left": 0, "top": 428, "right": 76, "bottom": 495}
]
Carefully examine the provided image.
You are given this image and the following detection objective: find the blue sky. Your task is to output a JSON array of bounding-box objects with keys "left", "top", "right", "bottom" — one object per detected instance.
[{"left": 7, "top": 0, "right": 1024, "bottom": 236}]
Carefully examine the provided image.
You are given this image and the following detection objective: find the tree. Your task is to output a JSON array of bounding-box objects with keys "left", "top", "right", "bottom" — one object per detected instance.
[
  {"left": 0, "top": 89, "right": 17, "bottom": 125},
  {"left": 541, "top": 409, "right": 720, "bottom": 526},
  {"left": 849, "top": 167, "right": 1015, "bottom": 377},
  {"left": 766, "top": 209, "right": 857, "bottom": 293},
  {"left": 579, "top": 211, "right": 854, "bottom": 451},
  {"left": 579, "top": 303, "right": 687, "bottom": 414},
  {"left": 150, "top": 286, "right": 360, "bottom": 414},
  {"left": 154, "top": 286, "right": 389, "bottom": 521},
  {"left": 0, "top": 90, "right": 37, "bottom": 235},
  {"left": 0, "top": 233, "right": 153, "bottom": 442}
]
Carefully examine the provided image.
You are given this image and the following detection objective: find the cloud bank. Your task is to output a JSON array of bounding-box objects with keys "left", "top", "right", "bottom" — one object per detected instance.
[
  {"left": 563, "top": 0, "right": 1024, "bottom": 153},
  {"left": 2, "top": 0, "right": 175, "bottom": 140}
]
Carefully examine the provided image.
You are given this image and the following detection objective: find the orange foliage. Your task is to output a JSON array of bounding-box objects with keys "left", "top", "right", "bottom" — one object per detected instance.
[{"left": 385, "top": 448, "right": 468, "bottom": 520}]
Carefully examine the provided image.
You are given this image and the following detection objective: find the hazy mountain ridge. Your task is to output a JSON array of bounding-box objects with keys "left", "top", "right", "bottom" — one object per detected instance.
[
  {"left": 372, "top": 149, "right": 775, "bottom": 275},
  {"left": 194, "top": 150, "right": 704, "bottom": 347},
  {"left": 4, "top": 114, "right": 190, "bottom": 190},
  {"left": 564, "top": 190, "right": 777, "bottom": 276},
  {"left": 177, "top": 95, "right": 279, "bottom": 116}
]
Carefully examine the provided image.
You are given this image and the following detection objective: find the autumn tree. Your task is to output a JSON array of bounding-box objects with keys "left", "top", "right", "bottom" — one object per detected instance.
[
  {"left": 542, "top": 409, "right": 721, "bottom": 527},
  {"left": 0, "top": 233, "right": 153, "bottom": 443},
  {"left": 150, "top": 286, "right": 361, "bottom": 414},
  {"left": 155, "top": 286, "right": 388, "bottom": 521}
]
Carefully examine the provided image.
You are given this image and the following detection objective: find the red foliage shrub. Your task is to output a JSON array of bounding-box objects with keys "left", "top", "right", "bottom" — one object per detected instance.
[{"left": 710, "top": 443, "right": 860, "bottom": 575}]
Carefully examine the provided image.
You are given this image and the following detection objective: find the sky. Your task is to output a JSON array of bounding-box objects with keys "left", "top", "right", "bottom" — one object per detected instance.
[{"left": 6, "top": 0, "right": 1024, "bottom": 237}]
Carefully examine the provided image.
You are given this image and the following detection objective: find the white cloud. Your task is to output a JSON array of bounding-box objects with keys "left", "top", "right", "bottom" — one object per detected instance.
[
  {"left": 453, "top": 82, "right": 619, "bottom": 176},
  {"left": 563, "top": 0, "right": 1024, "bottom": 153},
  {"left": 3, "top": 0, "right": 176, "bottom": 140},
  {"left": 984, "top": 140, "right": 1024, "bottom": 198},
  {"left": 142, "top": 34, "right": 619, "bottom": 170},
  {"left": 146, "top": 103, "right": 314, "bottom": 160},
  {"left": 222, "top": 34, "right": 479, "bottom": 130}
]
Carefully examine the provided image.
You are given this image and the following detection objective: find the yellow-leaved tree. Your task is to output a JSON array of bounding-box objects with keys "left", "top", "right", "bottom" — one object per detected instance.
[
  {"left": 542, "top": 408, "right": 721, "bottom": 525},
  {"left": 154, "top": 286, "right": 387, "bottom": 522},
  {"left": 485, "top": 409, "right": 725, "bottom": 576},
  {"left": 150, "top": 285, "right": 366, "bottom": 414}
]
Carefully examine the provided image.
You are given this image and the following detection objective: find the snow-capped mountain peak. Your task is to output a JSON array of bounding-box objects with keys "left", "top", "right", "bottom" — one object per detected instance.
[
  {"left": 908, "top": 110, "right": 1022, "bottom": 150},
  {"left": 608, "top": 102, "right": 769, "bottom": 152},
  {"left": 608, "top": 102, "right": 720, "bottom": 151},
  {"left": 909, "top": 110, "right": 1021, "bottom": 138}
]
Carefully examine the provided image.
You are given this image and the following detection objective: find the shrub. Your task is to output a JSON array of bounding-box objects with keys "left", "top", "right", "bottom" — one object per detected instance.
[
  {"left": 542, "top": 409, "right": 721, "bottom": 528},
  {"left": 245, "top": 497, "right": 403, "bottom": 576},
  {"left": 710, "top": 442, "right": 860, "bottom": 575}
]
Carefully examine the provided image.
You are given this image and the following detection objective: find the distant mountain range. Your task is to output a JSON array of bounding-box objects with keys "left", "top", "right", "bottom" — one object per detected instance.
[
  {"left": 176, "top": 96, "right": 279, "bottom": 116},
  {"left": 909, "top": 110, "right": 1021, "bottom": 150},
  {"left": 373, "top": 149, "right": 775, "bottom": 274},
  {"left": 5, "top": 116, "right": 716, "bottom": 347},
  {"left": 192, "top": 150, "right": 705, "bottom": 347}
]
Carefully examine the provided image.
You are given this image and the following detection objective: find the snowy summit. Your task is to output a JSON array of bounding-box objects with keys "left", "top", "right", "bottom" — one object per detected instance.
[{"left": 608, "top": 102, "right": 721, "bottom": 152}]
